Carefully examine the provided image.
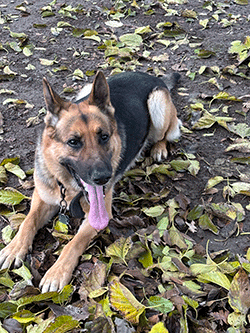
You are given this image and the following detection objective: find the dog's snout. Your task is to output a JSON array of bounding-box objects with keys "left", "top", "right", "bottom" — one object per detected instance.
[
  {"left": 93, "top": 170, "right": 112, "bottom": 185},
  {"left": 91, "top": 164, "right": 112, "bottom": 186}
]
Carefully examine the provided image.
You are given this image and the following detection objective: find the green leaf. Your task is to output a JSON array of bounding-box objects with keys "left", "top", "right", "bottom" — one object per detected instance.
[
  {"left": 234, "top": 0, "right": 248, "bottom": 4},
  {"left": 157, "top": 216, "right": 169, "bottom": 237},
  {"left": 39, "top": 58, "right": 57, "bottom": 66},
  {"left": 170, "top": 159, "right": 190, "bottom": 172},
  {"left": 142, "top": 205, "right": 165, "bottom": 217},
  {"left": 205, "top": 176, "right": 224, "bottom": 190},
  {"left": 4, "top": 162, "right": 26, "bottom": 180},
  {"left": 148, "top": 296, "right": 173, "bottom": 314},
  {"left": 232, "top": 182, "right": 250, "bottom": 196},
  {"left": 57, "top": 21, "right": 72, "bottom": 28},
  {"left": 8, "top": 41, "right": 22, "bottom": 52},
  {"left": 196, "top": 49, "right": 215, "bottom": 58},
  {"left": 187, "top": 159, "right": 200, "bottom": 176},
  {"left": 138, "top": 248, "right": 153, "bottom": 268},
  {"left": 0, "top": 188, "right": 29, "bottom": 205},
  {"left": 168, "top": 225, "right": 188, "bottom": 250},
  {"left": 9, "top": 31, "right": 27, "bottom": 39},
  {"left": 226, "top": 123, "right": 250, "bottom": 138},
  {"left": 106, "top": 237, "right": 132, "bottom": 264},
  {"left": 0, "top": 166, "right": 7, "bottom": 184},
  {"left": 0, "top": 276, "right": 15, "bottom": 288},
  {"left": 23, "top": 46, "right": 33, "bottom": 57},
  {"left": 192, "top": 110, "right": 216, "bottom": 130},
  {"left": 72, "top": 68, "right": 84, "bottom": 79},
  {"left": 226, "top": 138, "right": 250, "bottom": 153},
  {"left": 119, "top": 33, "right": 143, "bottom": 48},
  {"left": 199, "top": 19, "right": 209, "bottom": 29},
  {"left": 212, "top": 91, "right": 242, "bottom": 103},
  {"left": 1, "top": 225, "right": 15, "bottom": 244},
  {"left": 135, "top": 25, "right": 152, "bottom": 34},
  {"left": 187, "top": 205, "right": 204, "bottom": 220},
  {"left": 52, "top": 285, "right": 74, "bottom": 304},
  {"left": 43, "top": 315, "right": 80, "bottom": 333},
  {"left": 105, "top": 20, "right": 124, "bottom": 28},
  {"left": 0, "top": 302, "right": 18, "bottom": 319},
  {"left": 109, "top": 278, "right": 145, "bottom": 324},
  {"left": 197, "top": 270, "right": 231, "bottom": 290},
  {"left": 12, "top": 264, "right": 32, "bottom": 281},
  {"left": 182, "top": 295, "right": 199, "bottom": 310},
  {"left": 198, "top": 214, "right": 219, "bottom": 234}
]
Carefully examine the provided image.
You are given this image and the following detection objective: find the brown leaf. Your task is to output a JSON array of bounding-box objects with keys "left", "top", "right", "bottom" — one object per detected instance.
[{"left": 228, "top": 268, "right": 250, "bottom": 314}]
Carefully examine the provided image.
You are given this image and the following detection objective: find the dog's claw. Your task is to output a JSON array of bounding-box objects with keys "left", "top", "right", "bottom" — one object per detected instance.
[
  {"left": 0, "top": 239, "right": 28, "bottom": 270},
  {"left": 39, "top": 263, "right": 72, "bottom": 293}
]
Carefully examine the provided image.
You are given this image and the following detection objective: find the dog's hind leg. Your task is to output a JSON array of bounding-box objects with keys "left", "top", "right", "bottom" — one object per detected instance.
[
  {"left": 147, "top": 87, "right": 181, "bottom": 162},
  {"left": 0, "top": 188, "right": 58, "bottom": 270}
]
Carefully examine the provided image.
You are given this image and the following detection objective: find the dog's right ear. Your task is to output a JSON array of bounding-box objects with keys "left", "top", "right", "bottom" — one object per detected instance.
[{"left": 43, "top": 78, "right": 70, "bottom": 127}]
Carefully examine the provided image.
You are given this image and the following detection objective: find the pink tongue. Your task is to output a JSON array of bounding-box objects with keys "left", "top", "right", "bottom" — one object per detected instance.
[{"left": 81, "top": 180, "right": 109, "bottom": 230}]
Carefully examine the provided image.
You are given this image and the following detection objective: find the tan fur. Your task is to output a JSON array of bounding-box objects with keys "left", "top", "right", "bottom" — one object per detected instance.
[{"left": 148, "top": 87, "right": 181, "bottom": 162}]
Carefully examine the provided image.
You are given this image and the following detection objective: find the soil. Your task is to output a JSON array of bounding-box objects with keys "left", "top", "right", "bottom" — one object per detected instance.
[{"left": 1, "top": 0, "right": 250, "bottom": 296}]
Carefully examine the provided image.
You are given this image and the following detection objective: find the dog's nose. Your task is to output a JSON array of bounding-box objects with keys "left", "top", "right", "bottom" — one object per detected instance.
[
  {"left": 91, "top": 167, "right": 112, "bottom": 186},
  {"left": 94, "top": 175, "right": 111, "bottom": 186}
]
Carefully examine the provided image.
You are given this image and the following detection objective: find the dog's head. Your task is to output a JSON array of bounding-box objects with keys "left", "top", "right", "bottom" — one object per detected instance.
[{"left": 42, "top": 71, "right": 121, "bottom": 189}]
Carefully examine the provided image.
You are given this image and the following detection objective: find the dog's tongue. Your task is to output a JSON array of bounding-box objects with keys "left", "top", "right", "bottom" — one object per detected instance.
[{"left": 81, "top": 180, "right": 109, "bottom": 230}]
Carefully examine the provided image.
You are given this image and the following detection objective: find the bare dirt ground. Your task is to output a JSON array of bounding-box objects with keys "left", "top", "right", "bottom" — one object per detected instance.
[{"left": 0, "top": 0, "right": 250, "bottom": 332}]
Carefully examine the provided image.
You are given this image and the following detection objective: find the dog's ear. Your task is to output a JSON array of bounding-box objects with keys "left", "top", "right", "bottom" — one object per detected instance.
[
  {"left": 43, "top": 78, "right": 71, "bottom": 127},
  {"left": 88, "top": 71, "right": 113, "bottom": 113}
]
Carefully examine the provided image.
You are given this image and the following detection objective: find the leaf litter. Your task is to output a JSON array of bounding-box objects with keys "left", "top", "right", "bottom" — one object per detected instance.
[{"left": 1, "top": 0, "right": 250, "bottom": 332}]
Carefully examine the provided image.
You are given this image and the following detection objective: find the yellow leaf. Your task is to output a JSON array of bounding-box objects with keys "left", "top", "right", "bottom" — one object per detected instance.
[
  {"left": 149, "top": 322, "right": 169, "bottom": 333},
  {"left": 109, "top": 278, "right": 145, "bottom": 324},
  {"left": 106, "top": 237, "right": 132, "bottom": 264}
]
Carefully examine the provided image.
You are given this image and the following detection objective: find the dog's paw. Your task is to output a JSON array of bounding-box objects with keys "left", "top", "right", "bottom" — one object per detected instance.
[
  {"left": 150, "top": 141, "right": 168, "bottom": 162},
  {"left": 0, "top": 238, "right": 29, "bottom": 270},
  {"left": 39, "top": 262, "right": 72, "bottom": 293}
]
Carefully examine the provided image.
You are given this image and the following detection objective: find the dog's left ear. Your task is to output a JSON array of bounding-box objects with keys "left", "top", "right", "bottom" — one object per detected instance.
[{"left": 88, "top": 71, "right": 113, "bottom": 113}]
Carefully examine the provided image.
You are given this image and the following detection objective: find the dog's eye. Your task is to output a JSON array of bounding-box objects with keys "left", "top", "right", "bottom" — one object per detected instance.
[
  {"left": 67, "top": 138, "right": 82, "bottom": 149},
  {"left": 99, "top": 133, "right": 110, "bottom": 144}
]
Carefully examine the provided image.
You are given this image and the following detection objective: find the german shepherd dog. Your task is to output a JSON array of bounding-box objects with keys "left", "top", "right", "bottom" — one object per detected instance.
[{"left": 0, "top": 71, "right": 181, "bottom": 292}]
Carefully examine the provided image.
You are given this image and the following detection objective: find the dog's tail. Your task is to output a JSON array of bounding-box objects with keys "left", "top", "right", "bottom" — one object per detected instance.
[{"left": 162, "top": 72, "right": 181, "bottom": 92}]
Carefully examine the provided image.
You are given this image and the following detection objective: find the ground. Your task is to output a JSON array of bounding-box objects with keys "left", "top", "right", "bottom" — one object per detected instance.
[{"left": 0, "top": 0, "right": 250, "bottom": 332}]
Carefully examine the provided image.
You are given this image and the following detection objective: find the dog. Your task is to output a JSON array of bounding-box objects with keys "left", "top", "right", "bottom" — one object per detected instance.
[{"left": 0, "top": 71, "right": 181, "bottom": 293}]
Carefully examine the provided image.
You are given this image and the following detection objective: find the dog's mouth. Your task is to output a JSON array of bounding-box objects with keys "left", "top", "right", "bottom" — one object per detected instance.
[{"left": 64, "top": 163, "right": 109, "bottom": 230}]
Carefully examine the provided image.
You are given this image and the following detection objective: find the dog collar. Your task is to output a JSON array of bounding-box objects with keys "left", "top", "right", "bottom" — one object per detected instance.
[{"left": 57, "top": 180, "right": 85, "bottom": 219}]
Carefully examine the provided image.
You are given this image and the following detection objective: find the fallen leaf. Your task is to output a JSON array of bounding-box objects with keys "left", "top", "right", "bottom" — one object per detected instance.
[
  {"left": 106, "top": 237, "right": 132, "bottom": 265},
  {"left": 109, "top": 278, "right": 145, "bottom": 324},
  {"left": 228, "top": 268, "right": 250, "bottom": 314}
]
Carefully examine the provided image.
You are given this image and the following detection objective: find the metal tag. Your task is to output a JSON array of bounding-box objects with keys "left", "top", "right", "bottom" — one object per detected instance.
[{"left": 58, "top": 213, "right": 70, "bottom": 226}]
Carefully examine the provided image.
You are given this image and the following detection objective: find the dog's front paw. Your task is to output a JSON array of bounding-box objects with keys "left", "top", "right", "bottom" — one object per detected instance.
[
  {"left": 0, "top": 237, "right": 30, "bottom": 270},
  {"left": 39, "top": 262, "right": 73, "bottom": 293},
  {"left": 150, "top": 141, "right": 168, "bottom": 162}
]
